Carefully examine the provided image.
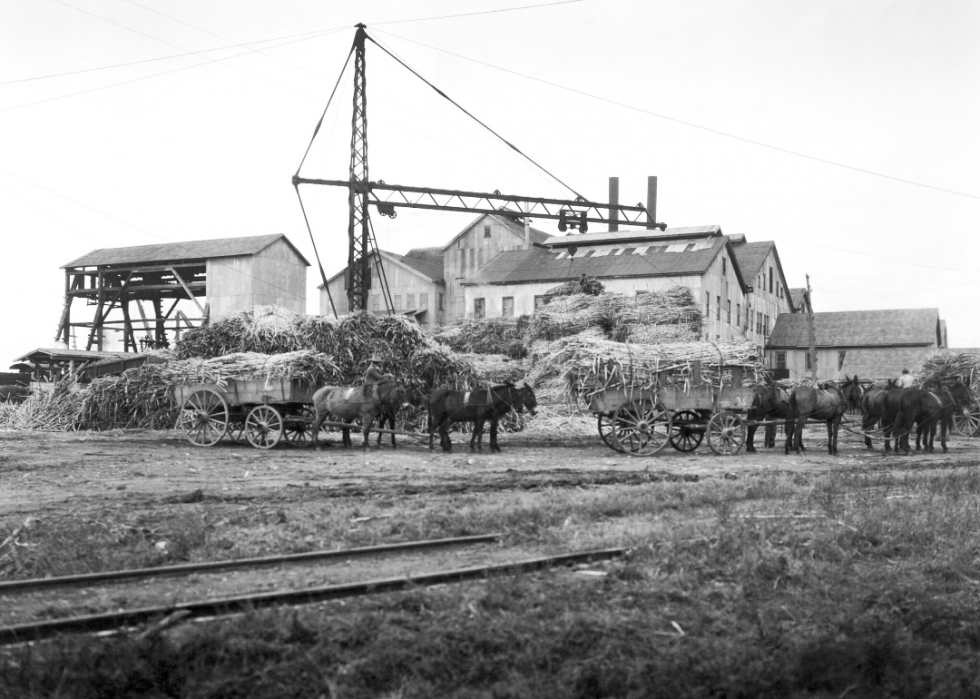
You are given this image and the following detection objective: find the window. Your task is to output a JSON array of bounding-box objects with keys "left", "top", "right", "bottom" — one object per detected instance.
[
  {"left": 438, "top": 293, "right": 444, "bottom": 310},
  {"left": 764, "top": 314, "right": 769, "bottom": 336},
  {"left": 705, "top": 292, "right": 710, "bottom": 317},
  {"left": 393, "top": 294, "right": 402, "bottom": 311},
  {"left": 736, "top": 303, "right": 741, "bottom": 327},
  {"left": 756, "top": 311, "right": 762, "bottom": 334},
  {"left": 805, "top": 351, "right": 812, "bottom": 371},
  {"left": 776, "top": 352, "right": 786, "bottom": 370},
  {"left": 838, "top": 350, "right": 847, "bottom": 371},
  {"left": 406, "top": 293, "right": 415, "bottom": 310},
  {"left": 419, "top": 293, "right": 428, "bottom": 309},
  {"left": 483, "top": 225, "right": 491, "bottom": 238},
  {"left": 474, "top": 298, "right": 485, "bottom": 320},
  {"left": 716, "top": 296, "right": 721, "bottom": 321},
  {"left": 726, "top": 300, "right": 731, "bottom": 324},
  {"left": 769, "top": 266, "right": 773, "bottom": 293},
  {"left": 534, "top": 295, "right": 547, "bottom": 311},
  {"left": 371, "top": 294, "right": 380, "bottom": 311},
  {"left": 722, "top": 257, "right": 727, "bottom": 276},
  {"left": 502, "top": 297, "right": 514, "bottom": 318}
]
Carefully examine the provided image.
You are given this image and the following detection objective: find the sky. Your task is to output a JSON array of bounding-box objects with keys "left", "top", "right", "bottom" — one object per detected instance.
[{"left": 1, "top": 0, "right": 978, "bottom": 364}]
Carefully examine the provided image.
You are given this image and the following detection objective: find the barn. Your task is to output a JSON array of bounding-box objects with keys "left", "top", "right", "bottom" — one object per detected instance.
[
  {"left": 59, "top": 234, "right": 309, "bottom": 352},
  {"left": 767, "top": 308, "right": 946, "bottom": 382}
]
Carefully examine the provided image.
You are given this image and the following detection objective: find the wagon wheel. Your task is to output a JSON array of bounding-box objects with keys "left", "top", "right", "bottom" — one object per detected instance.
[
  {"left": 669, "top": 409, "right": 704, "bottom": 452},
  {"left": 597, "top": 413, "right": 625, "bottom": 453},
  {"left": 179, "top": 388, "right": 229, "bottom": 447},
  {"left": 611, "top": 399, "right": 672, "bottom": 457},
  {"left": 283, "top": 406, "right": 318, "bottom": 446},
  {"left": 244, "top": 405, "right": 284, "bottom": 450},
  {"left": 706, "top": 411, "right": 746, "bottom": 455},
  {"left": 953, "top": 402, "right": 980, "bottom": 437}
]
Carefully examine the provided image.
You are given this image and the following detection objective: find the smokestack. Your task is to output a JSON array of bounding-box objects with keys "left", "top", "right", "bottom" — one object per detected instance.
[
  {"left": 608, "top": 177, "right": 619, "bottom": 232},
  {"left": 646, "top": 176, "right": 658, "bottom": 229}
]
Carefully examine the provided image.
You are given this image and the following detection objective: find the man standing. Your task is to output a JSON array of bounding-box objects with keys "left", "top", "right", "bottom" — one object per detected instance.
[
  {"left": 896, "top": 368, "right": 915, "bottom": 389},
  {"left": 363, "top": 355, "right": 394, "bottom": 400}
]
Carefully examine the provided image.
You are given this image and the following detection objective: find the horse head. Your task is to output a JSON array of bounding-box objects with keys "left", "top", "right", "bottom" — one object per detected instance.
[
  {"left": 518, "top": 382, "right": 538, "bottom": 416},
  {"left": 946, "top": 377, "right": 974, "bottom": 408},
  {"left": 840, "top": 374, "right": 863, "bottom": 410}
]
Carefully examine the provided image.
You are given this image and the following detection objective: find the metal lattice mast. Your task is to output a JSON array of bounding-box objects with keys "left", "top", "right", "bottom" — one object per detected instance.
[{"left": 347, "top": 24, "right": 371, "bottom": 312}]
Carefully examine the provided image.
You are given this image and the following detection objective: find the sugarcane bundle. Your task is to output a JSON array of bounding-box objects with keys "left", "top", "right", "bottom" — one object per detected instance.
[
  {"left": 918, "top": 351, "right": 980, "bottom": 387},
  {"left": 528, "top": 334, "right": 762, "bottom": 402},
  {"left": 429, "top": 317, "right": 527, "bottom": 359},
  {"left": 0, "top": 378, "right": 85, "bottom": 431},
  {"left": 164, "top": 350, "right": 341, "bottom": 387},
  {"left": 544, "top": 275, "right": 605, "bottom": 298},
  {"left": 454, "top": 352, "right": 528, "bottom": 385},
  {"left": 80, "top": 362, "right": 180, "bottom": 430}
]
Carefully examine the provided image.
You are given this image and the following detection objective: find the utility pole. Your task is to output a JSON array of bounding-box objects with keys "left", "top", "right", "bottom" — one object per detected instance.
[{"left": 806, "top": 274, "right": 816, "bottom": 382}]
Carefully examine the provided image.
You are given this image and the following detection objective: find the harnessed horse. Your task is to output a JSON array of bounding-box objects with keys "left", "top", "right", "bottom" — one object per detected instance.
[
  {"left": 428, "top": 382, "right": 537, "bottom": 453},
  {"left": 310, "top": 381, "right": 409, "bottom": 449},
  {"left": 789, "top": 375, "right": 863, "bottom": 456},
  {"left": 746, "top": 384, "right": 798, "bottom": 454}
]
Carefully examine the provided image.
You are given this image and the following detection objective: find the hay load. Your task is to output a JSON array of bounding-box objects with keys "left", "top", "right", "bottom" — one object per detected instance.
[{"left": 918, "top": 352, "right": 980, "bottom": 387}]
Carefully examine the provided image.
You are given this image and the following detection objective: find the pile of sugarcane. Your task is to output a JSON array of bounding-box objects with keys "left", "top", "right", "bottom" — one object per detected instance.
[
  {"left": 918, "top": 351, "right": 980, "bottom": 387},
  {"left": 527, "top": 335, "right": 763, "bottom": 404},
  {"left": 428, "top": 317, "right": 528, "bottom": 359},
  {"left": 165, "top": 350, "right": 340, "bottom": 388},
  {"left": 544, "top": 275, "right": 605, "bottom": 298},
  {"left": 0, "top": 378, "right": 85, "bottom": 431}
]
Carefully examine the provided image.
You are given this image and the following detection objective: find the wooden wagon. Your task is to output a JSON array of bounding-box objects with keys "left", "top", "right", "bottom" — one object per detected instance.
[
  {"left": 590, "top": 361, "right": 756, "bottom": 457},
  {"left": 175, "top": 378, "right": 318, "bottom": 449}
]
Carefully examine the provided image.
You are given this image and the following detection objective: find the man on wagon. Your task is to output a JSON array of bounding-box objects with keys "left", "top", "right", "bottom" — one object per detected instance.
[
  {"left": 364, "top": 355, "right": 394, "bottom": 400},
  {"left": 896, "top": 368, "right": 915, "bottom": 389}
]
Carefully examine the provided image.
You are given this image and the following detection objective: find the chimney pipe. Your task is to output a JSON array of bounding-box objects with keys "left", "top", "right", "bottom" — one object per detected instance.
[
  {"left": 646, "top": 176, "right": 658, "bottom": 229},
  {"left": 608, "top": 177, "right": 619, "bottom": 232}
]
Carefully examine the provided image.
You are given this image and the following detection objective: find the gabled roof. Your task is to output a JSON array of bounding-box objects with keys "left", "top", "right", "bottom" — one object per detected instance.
[
  {"left": 839, "top": 348, "right": 939, "bottom": 382},
  {"left": 790, "top": 288, "right": 808, "bottom": 310},
  {"left": 730, "top": 240, "right": 773, "bottom": 280},
  {"left": 320, "top": 249, "right": 444, "bottom": 289},
  {"left": 404, "top": 247, "right": 443, "bottom": 260},
  {"left": 441, "top": 213, "right": 549, "bottom": 251},
  {"left": 63, "top": 234, "right": 311, "bottom": 268},
  {"left": 15, "top": 348, "right": 129, "bottom": 363},
  {"left": 465, "top": 234, "right": 748, "bottom": 290},
  {"left": 768, "top": 309, "right": 941, "bottom": 349},
  {"left": 543, "top": 225, "right": 721, "bottom": 248}
]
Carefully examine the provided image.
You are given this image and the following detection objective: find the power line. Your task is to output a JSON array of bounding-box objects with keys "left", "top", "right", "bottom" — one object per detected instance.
[
  {"left": 0, "top": 27, "right": 348, "bottom": 114},
  {"left": 372, "top": 27, "right": 980, "bottom": 203},
  {"left": 373, "top": 0, "right": 585, "bottom": 25}
]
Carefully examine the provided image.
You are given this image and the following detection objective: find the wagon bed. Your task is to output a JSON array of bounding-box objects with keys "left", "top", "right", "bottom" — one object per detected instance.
[
  {"left": 176, "top": 378, "right": 318, "bottom": 449},
  {"left": 589, "top": 361, "right": 756, "bottom": 457}
]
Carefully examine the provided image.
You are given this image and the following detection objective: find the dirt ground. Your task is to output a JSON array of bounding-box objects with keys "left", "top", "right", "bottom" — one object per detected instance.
[{"left": 1, "top": 424, "right": 978, "bottom": 630}]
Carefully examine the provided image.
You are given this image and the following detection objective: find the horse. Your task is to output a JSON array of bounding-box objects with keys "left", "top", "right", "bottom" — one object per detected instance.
[
  {"left": 891, "top": 388, "right": 945, "bottom": 455},
  {"left": 901, "top": 378, "right": 974, "bottom": 454},
  {"left": 428, "top": 382, "right": 537, "bottom": 453},
  {"left": 746, "top": 384, "right": 798, "bottom": 454},
  {"left": 310, "top": 381, "right": 410, "bottom": 449},
  {"left": 789, "top": 375, "right": 863, "bottom": 456},
  {"left": 374, "top": 387, "right": 427, "bottom": 448},
  {"left": 859, "top": 379, "right": 898, "bottom": 449}
]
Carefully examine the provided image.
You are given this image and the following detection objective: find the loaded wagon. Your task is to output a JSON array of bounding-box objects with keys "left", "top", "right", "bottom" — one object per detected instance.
[
  {"left": 591, "top": 360, "right": 755, "bottom": 456},
  {"left": 176, "top": 378, "right": 318, "bottom": 449}
]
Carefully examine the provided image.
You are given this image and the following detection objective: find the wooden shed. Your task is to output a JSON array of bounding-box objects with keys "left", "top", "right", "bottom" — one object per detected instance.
[{"left": 59, "top": 234, "right": 309, "bottom": 352}]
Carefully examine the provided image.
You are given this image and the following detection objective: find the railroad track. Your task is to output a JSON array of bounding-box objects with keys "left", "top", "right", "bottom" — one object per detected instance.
[{"left": 0, "top": 534, "right": 625, "bottom": 646}]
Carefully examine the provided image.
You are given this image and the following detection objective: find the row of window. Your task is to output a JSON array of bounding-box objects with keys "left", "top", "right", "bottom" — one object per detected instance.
[
  {"left": 370, "top": 292, "right": 445, "bottom": 312},
  {"left": 705, "top": 291, "right": 770, "bottom": 336},
  {"left": 774, "top": 351, "right": 846, "bottom": 372}
]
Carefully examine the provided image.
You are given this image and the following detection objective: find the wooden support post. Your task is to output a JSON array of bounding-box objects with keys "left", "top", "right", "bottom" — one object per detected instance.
[
  {"left": 121, "top": 302, "right": 136, "bottom": 353},
  {"left": 169, "top": 267, "right": 205, "bottom": 315},
  {"left": 152, "top": 296, "right": 168, "bottom": 348},
  {"left": 87, "top": 271, "right": 105, "bottom": 351}
]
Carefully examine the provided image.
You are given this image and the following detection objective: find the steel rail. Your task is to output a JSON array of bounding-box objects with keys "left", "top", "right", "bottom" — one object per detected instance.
[
  {"left": 0, "top": 534, "right": 501, "bottom": 594},
  {"left": 0, "top": 548, "right": 625, "bottom": 645}
]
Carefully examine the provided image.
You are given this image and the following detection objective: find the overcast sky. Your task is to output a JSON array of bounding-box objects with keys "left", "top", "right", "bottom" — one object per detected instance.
[{"left": 2, "top": 0, "right": 978, "bottom": 364}]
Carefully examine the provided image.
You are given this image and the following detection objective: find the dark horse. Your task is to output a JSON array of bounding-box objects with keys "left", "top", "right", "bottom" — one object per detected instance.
[
  {"left": 311, "top": 381, "right": 410, "bottom": 449},
  {"left": 428, "top": 382, "right": 537, "bottom": 453},
  {"left": 893, "top": 379, "right": 974, "bottom": 454},
  {"left": 789, "top": 376, "right": 863, "bottom": 456},
  {"left": 859, "top": 379, "right": 898, "bottom": 449},
  {"left": 374, "top": 387, "right": 427, "bottom": 448},
  {"left": 746, "top": 384, "right": 798, "bottom": 454}
]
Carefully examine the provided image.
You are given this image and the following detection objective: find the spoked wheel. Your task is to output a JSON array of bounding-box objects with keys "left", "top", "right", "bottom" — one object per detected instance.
[
  {"left": 953, "top": 402, "right": 980, "bottom": 437},
  {"left": 597, "top": 413, "right": 625, "bottom": 453},
  {"left": 707, "top": 411, "right": 746, "bottom": 455},
  {"left": 179, "top": 388, "right": 229, "bottom": 447},
  {"left": 244, "top": 405, "right": 284, "bottom": 449},
  {"left": 669, "top": 409, "right": 705, "bottom": 452},
  {"left": 611, "top": 399, "right": 672, "bottom": 457},
  {"left": 283, "top": 406, "right": 318, "bottom": 447}
]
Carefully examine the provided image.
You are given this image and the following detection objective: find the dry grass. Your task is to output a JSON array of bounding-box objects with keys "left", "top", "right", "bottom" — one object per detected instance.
[{"left": 4, "top": 467, "right": 980, "bottom": 697}]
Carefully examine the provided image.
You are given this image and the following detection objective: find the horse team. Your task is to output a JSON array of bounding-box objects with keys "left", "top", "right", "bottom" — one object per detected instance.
[
  {"left": 308, "top": 380, "right": 538, "bottom": 453},
  {"left": 747, "top": 375, "right": 975, "bottom": 457}
]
